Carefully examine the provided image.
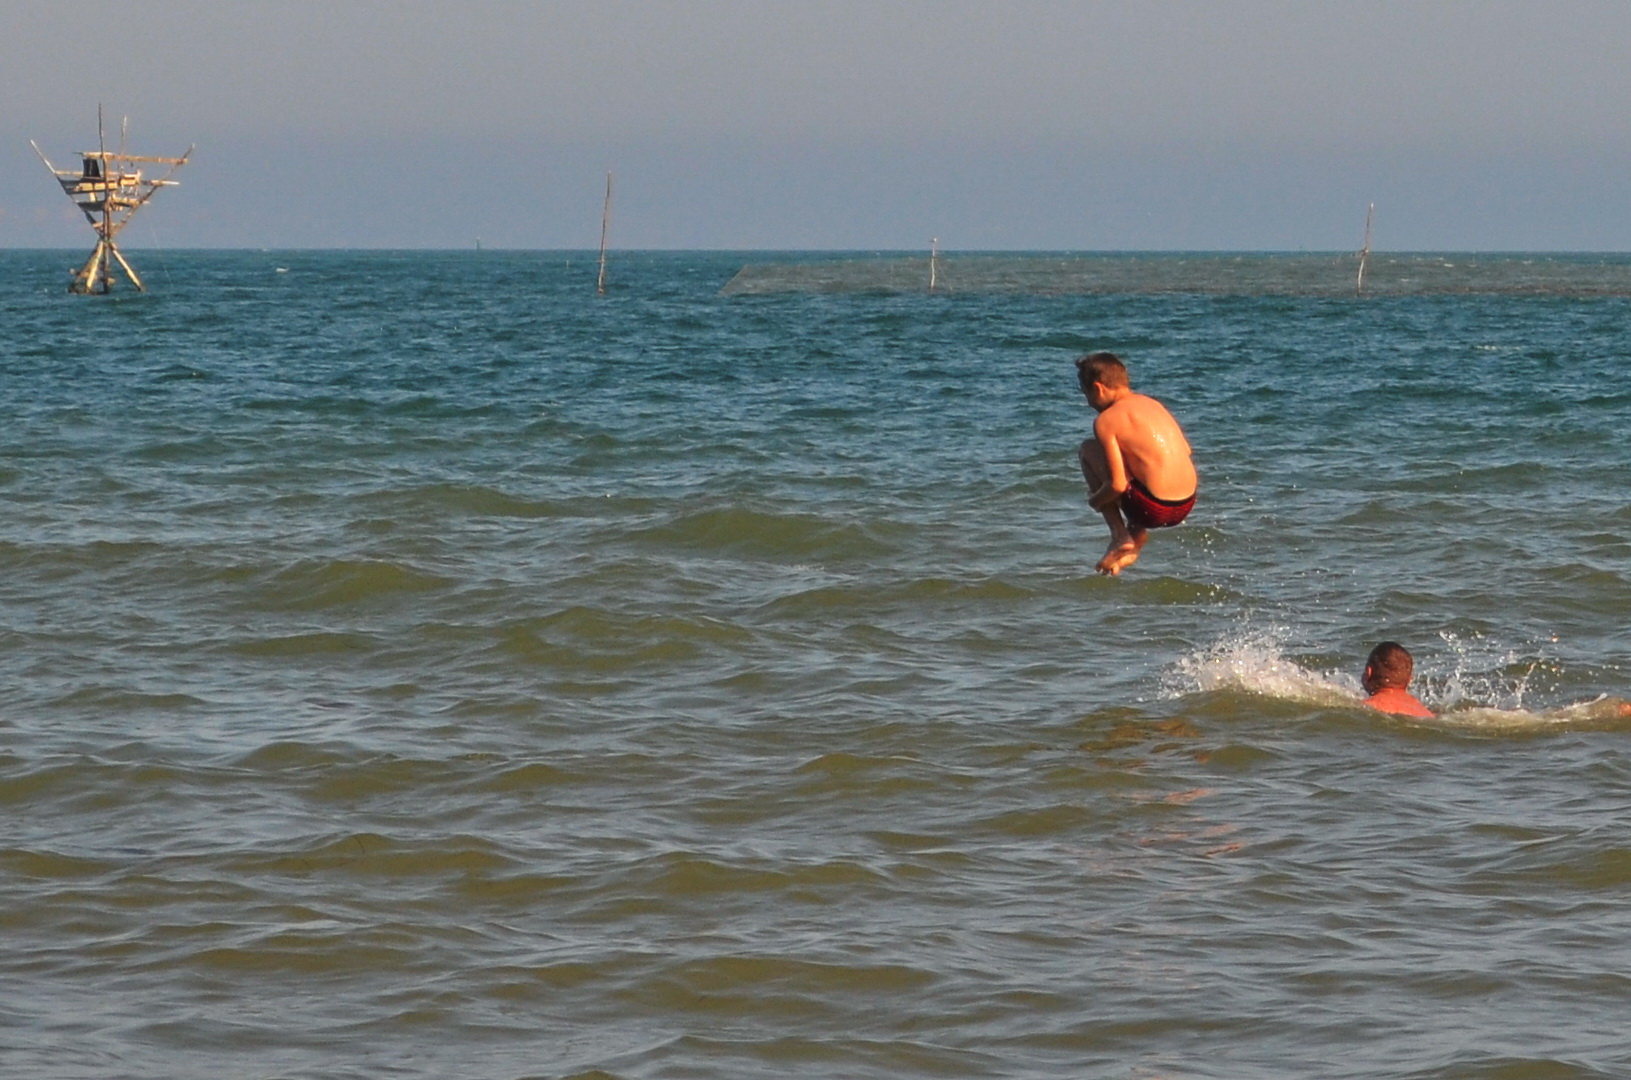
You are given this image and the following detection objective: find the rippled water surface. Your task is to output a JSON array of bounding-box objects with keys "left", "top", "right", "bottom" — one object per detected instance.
[{"left": 3, "top": 250, "right": 1631, "bottom": 1079}]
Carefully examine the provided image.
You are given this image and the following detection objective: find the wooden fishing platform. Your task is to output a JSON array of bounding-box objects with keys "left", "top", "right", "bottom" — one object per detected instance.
[{"left": 31, "top": 109, "right": 192, "bottom": 294}]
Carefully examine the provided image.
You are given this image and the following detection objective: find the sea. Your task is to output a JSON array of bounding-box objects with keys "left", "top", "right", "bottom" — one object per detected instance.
[{"left": 2, "top": 249, "right": 1630, "bottom": 1080}]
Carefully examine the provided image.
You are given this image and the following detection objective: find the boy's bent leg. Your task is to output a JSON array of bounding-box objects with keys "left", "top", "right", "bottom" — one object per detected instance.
[{"left": 1078, "top": 438, "right": 1139, "bottom": 574}]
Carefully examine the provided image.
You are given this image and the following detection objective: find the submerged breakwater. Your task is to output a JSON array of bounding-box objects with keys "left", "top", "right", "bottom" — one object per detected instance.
[{"left": 3, "top": 250, "right": 1630, "bottom": 1079}]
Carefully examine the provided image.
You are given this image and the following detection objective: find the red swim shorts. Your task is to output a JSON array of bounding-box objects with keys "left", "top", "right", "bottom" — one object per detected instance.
[{"left": 1121, "top": 479, "right": 1195, "bottom": 531}]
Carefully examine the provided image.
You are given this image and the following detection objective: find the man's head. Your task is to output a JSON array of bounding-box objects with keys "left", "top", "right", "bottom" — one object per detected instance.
[
  {"left": 1363, "top": 641, "right": 1413, "bottom": 693},
  {"left": 1076, "top": 352, "right": 1130, "bottom": 409}
]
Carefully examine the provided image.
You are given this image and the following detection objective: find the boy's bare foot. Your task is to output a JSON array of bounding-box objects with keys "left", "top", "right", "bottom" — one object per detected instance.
[
  {"left": 1097, "top": 540, "right": 1140, "bottom": 575},
  {"left": 1097, "top": 529, "right": 1149, "bottom": 576},
  {"left": 1096, "top": 538, "right": 1148, "bottom": 580}
]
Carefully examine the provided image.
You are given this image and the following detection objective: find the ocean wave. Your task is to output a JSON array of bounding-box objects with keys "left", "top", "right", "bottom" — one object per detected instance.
[
  {"left": 762, "top": 575, "right": 1039, "bottom": 615},
  {"left": 356, "top": 484, "right": 589, "bottom": 519},
  {"left": 251, "top": 558, "right": 452, "bottom": 612},
  {"left": 631, "top": 506, "right": 904, "bottom": 562},
  {"left": 227, "top": 631, "right": 375, "bottom": 657},
  {"left": 587, "top": 850, "right": 893, "bottom": 902}
]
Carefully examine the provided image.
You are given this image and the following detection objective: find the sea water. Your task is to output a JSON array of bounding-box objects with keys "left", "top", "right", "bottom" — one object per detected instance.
[{"left": 2, "top": 250, "right": 1629, "bottom": 1079}]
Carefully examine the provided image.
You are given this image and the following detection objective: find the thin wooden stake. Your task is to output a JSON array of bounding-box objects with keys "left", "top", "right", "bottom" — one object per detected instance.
[
  {"left": 1356, "top": 202, "right": 1374, "bottom": 296},
  {"left": 597, "top": 171, "right": 614, "bottom": 296},
  {"left": 929, "top": 237, "right": 939, "bottom": 294},
  {"left": 96, "top": 107, "right": 111, "bottom": 293}
]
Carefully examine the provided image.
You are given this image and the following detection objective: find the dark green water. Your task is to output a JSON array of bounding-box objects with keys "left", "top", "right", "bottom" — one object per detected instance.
[{"left": 2, "top": 250, "right": 1630, "bottom": 1079}]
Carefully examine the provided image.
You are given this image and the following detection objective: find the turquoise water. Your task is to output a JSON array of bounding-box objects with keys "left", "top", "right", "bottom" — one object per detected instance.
[{"left": 3, "top": 250, "right": 1631, "bottom": 1079}]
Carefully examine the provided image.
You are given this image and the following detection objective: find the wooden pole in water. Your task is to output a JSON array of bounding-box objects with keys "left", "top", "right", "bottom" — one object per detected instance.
[
  {"left": 1356, "top": 202, "right": 1374, "bottom": 296},
  {"left": 95, "top": 106, "right": 112, "bottom": 293},
  {"left": 929, "top": 237, "right": 939, "bottom": 294},
  {"left": 597, "top": 171, "right": 614, "bottom": 296}
]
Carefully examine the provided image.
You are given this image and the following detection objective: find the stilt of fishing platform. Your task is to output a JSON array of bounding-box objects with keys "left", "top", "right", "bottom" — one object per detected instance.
[
  {"left": 597, "top": 171, "right": 614, "bottom": 296},
  {"left": 929, "top": 237, "right": 939, "bottom": 294},
  {"left": 1356, "top": 203, "right": 1374, "bottom": 296},
  {"left": 31, "top": 107, "right": 191, "bottom": 295}
]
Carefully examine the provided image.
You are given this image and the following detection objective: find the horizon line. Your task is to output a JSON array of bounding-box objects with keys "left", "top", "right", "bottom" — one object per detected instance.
[{"left": 6, "top": 246, "right": 1631, "bottom": 256}]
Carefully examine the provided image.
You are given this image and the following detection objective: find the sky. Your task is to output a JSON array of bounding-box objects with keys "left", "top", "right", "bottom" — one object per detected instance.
[{"left": 4, "top": 1, "right": 1631, "bottom": 250}]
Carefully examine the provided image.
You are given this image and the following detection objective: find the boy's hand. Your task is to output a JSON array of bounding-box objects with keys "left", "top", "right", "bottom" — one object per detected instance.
[{"left": 1088, "top": 483, "right": 1121, "bottom": 511}]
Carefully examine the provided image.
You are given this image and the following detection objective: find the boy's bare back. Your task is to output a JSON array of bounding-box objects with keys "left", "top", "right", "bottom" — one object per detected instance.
[{"left": 1092, "top": 393, "right": 1196, "bottom": 504}]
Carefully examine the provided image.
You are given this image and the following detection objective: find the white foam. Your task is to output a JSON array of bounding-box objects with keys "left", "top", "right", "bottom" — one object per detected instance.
[{"left": 1164, "top": 625, "right": 1360, "bottom": 707}]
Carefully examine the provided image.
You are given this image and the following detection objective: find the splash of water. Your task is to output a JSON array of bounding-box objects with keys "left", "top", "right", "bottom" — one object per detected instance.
[
  {"left": 1163, "top": 625, "right": 1359, "bottom": 706},
  {"left": 1165, "top": 625, "right": 1628, "bottom": 731},
  {"left": 1412, "top": 630, "right": 1600, "bottom": 730},
  {"left": 1422, "top": 630, "right": 1542, "bottom": 712}
]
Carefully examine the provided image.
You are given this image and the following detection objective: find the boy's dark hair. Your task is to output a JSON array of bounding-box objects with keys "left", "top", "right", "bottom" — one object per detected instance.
[
  {"left": 1076, "top": 351, "right": 1130, "bottom": 390},
  {"left": 1366, "top": 641, "right": 1414, "bottom": 688}
]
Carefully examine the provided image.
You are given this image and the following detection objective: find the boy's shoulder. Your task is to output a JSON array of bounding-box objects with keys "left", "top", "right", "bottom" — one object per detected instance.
[{"left": 1100, "top": 392, "right": 1172, "bottom": 425}]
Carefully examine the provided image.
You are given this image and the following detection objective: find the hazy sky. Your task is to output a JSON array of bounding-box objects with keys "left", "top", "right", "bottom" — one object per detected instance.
[{"left": 5, "top": 1, "right": 1631, "bottom": 249}]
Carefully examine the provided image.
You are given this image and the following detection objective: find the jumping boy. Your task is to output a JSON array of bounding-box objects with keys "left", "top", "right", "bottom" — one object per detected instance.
[
  {"left": 1076, "top": 352, "right": 1198, "bottom": 576},
  {"left": 1361, "top": 641, "right": 1434, "bottom": 717}
]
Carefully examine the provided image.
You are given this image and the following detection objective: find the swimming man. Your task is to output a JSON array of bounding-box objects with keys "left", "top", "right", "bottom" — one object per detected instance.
[
  {"left": 1076, "top": 352, "right": 1198, "bottom": 575},
  {"left": 1361, "top": 641, "right": 1434, "bottom": 717}
]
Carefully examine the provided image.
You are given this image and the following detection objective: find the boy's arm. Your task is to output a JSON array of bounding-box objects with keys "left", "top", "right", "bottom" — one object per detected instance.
[{"left": 1087, "top": 418, "right": 1131, "bottom": 509}]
